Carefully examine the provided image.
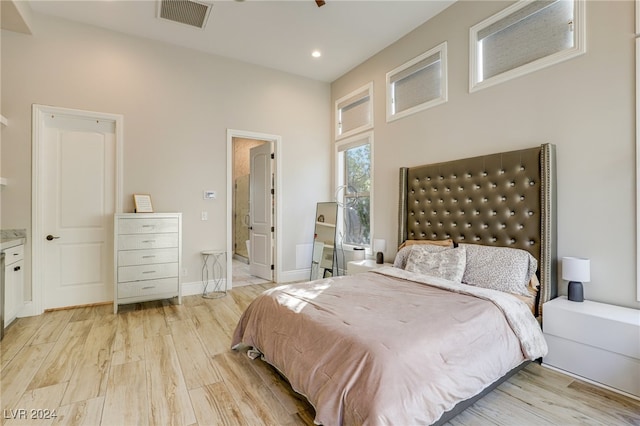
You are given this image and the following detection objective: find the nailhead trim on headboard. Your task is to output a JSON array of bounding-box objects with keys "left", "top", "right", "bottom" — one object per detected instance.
[{"left": 398, "top": 144, "right": 557, "bottom": 318}]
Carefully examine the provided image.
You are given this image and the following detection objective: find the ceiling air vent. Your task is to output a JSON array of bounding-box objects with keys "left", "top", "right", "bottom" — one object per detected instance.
[{"left": 157, "top": 0, "right": 212, "bottom": 30}]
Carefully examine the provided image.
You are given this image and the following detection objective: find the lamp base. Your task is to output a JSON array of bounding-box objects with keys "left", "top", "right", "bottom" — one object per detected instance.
[
  {"left": 568, "top": 281, "right": 584, "bottom": 302},
  {"left": 376, "top": 252, "right": 384, "bottom": 264}
]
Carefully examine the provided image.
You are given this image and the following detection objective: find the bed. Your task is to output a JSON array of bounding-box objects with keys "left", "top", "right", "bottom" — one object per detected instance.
[{"left": 232, "top": 144, "right": 557, "bottom": 425}]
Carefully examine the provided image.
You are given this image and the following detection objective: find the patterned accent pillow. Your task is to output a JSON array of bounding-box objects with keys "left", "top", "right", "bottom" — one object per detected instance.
[
  {"left": 404, "top": 245, "right": 466, "bottom": 282},
  {"left": 393, "top": 243, "right": 451, "bottom": 269},
  {"left": 460, "top": 243, "right": 538, "bottom": 296}
]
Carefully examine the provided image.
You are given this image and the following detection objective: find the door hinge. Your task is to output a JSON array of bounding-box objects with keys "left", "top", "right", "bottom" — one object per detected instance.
[
  {"left": 270, "top": 188, "right": 274, "bottom": 195},
  {"left": 270, "top": 153, "right": 274, "bottom": 159},
  {"left": 271, "top": 226, "right": 274, "bottom": 232},
  {"left": 271, "top": 264, "right": 274, "bottom": 270}
]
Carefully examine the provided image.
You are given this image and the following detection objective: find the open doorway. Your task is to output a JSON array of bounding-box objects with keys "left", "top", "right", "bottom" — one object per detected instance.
[{"left": 227, "top": 130, "right": 281, "bottom": 289}]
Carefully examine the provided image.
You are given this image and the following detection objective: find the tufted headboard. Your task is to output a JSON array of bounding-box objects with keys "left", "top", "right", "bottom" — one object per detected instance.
[{"left": 398, "top": 144, "right": 557, "bottom": 317}]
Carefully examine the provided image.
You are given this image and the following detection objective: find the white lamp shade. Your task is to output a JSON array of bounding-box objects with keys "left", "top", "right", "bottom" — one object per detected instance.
[
  {"left": 373, "top": 239, "right": 386, "bottom": 253},
  {"left": 562, "top": 257, "right": 590, "bottom": 282}
]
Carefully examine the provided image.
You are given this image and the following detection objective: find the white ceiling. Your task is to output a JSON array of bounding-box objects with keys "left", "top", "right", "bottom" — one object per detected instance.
[{"left": 27, "top": 0, "right": 456, "bottom": 82}]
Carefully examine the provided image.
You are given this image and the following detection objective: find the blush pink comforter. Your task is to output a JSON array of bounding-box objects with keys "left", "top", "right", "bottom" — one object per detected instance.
[{"left": 231, "top": 268, "right": 547, "bottom": 425}]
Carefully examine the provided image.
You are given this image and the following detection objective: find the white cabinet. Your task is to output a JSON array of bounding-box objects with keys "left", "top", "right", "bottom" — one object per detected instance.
[
  {"left": 4, "top": 244, "right": 24, "bottom": 328},
  {"left": 542, "top": 296, "right": 640, "bottom": 398},
  {"left": 114, "top": 213, "right": 182, "bottom": 313}
]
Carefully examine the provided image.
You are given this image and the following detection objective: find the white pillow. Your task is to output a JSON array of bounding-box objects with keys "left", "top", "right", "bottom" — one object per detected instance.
[
  {"left": 405, "top": 245, "right": 466, "bottom": 282},
  {"left": 460, "top": 243, "right": 537, "bottom": 296},
  {"left": 393, "top": 244, "right": 450, "bottom": 269}
]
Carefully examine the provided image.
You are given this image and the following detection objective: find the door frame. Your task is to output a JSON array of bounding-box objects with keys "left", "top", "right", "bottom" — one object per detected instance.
[
  {"left": 29, "top": 104, "right": 123, "bottom": 316},
  {"left": 226, "top": 129, "right": 281, "bottom": 288}
]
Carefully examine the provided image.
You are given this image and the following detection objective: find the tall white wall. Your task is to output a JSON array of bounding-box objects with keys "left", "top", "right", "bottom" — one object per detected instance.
[
  {"left": 332, "top": 0, "right": 639, "bottom": 309},
  {"left": 1, "top": 13, "right": 331, "bottom": 300}
]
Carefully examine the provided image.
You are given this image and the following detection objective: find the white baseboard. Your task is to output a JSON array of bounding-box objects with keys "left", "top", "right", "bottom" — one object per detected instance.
[
  {"left": 186, "top": 269, "right": 312, "bottom": 292},
  {"left": 17, "top": 301, "right": 36, "bottom": 317},
  {"left": 278, "top": 269, "right": 311, "bottom": 283},
  {"left": 182, "top": 279, "right": 227, "bottom": 296},
  {"left": 18, "top": 272, "right": 305, "bottom": 319}
]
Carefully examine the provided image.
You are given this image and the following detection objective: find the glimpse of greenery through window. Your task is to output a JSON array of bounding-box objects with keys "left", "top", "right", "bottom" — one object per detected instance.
[{"left": 343, "top": 143, "right": 371, "bottom": 245}]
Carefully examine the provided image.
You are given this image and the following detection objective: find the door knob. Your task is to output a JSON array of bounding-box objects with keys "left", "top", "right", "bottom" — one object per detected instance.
[{"left": 46, "top": 234, "right": 60, "bottom": 241}]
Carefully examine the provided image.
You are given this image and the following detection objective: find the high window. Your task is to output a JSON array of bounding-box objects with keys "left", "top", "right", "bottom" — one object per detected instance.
[
  {"left": 336, "top": 132, "right": 372, "bottom": 248},
  {"left": 335, "top": 83, "right": 373, "bottom": 140},
  {"left": 386, "top": 42, "right": 448, "bottom": 122},
  {"left": 470, "top": 0, "right": 585, "bottom": 92}
]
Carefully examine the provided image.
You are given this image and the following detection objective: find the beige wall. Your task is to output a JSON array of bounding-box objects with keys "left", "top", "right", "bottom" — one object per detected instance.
[
  {"left": 1, "top": 12, "right": 332, "bottom": 299},
  {"left": 332, "top": 1, "right": 639, "bottom": 309}
]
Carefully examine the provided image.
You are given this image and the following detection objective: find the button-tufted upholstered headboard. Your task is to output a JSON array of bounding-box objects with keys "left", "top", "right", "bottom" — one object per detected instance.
[{"left": 398, "top": 144, "right": 557, "bottom": 317}]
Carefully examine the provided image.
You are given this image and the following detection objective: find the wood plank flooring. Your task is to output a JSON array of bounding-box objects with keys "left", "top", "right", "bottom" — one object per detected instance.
[{"left": 1, "top": 283, "right": 639, "bottom": 425}]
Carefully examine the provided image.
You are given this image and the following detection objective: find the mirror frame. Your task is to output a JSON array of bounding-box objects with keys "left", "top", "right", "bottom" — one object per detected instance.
[{"left": 311, "top": 202, "right": 338, "bottom": 280}]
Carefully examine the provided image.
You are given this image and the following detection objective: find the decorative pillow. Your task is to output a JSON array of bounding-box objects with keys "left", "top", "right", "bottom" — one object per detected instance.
[
  {"left": 405, "top": 245, "right": 466, "bottom": 282},
  {"left": 397, "top": 239, "right": 454, "bottom": 250},
  {"left": 511, "top": 275, "right": 540, "bottom": 314},
  {"left": 393, "top": 243, "right": 451, "bottom": 269},
  {"left": 460, "top": 243, "right": 538, "bottom": 297}
]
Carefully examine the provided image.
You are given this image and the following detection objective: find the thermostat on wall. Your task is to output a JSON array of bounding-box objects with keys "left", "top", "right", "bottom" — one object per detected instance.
[{"left": 203, "top": 190, "right": 216, "bottom": 200}]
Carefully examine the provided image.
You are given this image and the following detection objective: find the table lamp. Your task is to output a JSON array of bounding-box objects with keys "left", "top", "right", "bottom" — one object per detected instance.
[
  {"left": 373, "top": 239, "right": 386, "bottom": 264},
  {"left": 562, "top": 257, "right": 590, "bottom": 302}
]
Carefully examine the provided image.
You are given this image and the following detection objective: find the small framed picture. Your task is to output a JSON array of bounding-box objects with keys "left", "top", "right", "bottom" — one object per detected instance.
[{"left": 133, "top": 194, "right": 154, "bottom": 213}]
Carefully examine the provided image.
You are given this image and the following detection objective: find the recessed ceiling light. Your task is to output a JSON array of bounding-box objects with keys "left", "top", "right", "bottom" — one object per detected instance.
[{"left": 311, "top": 50, "right": 322, "bottom": 58}]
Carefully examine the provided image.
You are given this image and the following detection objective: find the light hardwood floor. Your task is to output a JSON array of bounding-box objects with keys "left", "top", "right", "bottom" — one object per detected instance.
[{"left": 2, "top": 283, "right": 639, "bottom": 426}]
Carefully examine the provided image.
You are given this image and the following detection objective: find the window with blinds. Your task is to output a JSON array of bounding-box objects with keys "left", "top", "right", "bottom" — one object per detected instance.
[
  {"left": 386, "top": 42, "right": 448, "bottom": 122},
  {"left": 335, "top": 83, "right": 373, "bottom": 140},
  {"left": 470, "top": 0, "right": 585, "bottom": 92}
]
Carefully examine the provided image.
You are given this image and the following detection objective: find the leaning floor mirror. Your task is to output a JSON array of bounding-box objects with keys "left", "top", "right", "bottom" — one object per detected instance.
[{"left": 310, "top": 202, "right": 338, "bottom": 280}]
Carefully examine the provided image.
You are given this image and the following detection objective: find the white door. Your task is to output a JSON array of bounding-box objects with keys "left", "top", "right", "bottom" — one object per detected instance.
[
  {"left": 249, "top": 142, "right": 273, "bottom": 281},
  {"left": 41, "top": 113, "right": 116, "bottom": 309}
]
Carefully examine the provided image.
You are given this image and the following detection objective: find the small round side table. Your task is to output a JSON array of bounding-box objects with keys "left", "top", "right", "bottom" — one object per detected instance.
[{"left": 201, "top": 250, "right": 227, "bottom": 299}]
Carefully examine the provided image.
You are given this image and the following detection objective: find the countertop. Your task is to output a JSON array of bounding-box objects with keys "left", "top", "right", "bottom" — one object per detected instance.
[
  {"left": 1, "top": 229, "right": 26, "bottom": 251},
  {"left": 1, "top": 237, "right": 25, "bottom": 251}
]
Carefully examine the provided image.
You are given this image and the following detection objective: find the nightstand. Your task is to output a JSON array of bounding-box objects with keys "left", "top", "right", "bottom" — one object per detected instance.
[
  {"left": 542, "top": 296, "right": 640, "bottom": 398},
  {"left": 347, "top": 259, "right": 392, "bottom": 275}
]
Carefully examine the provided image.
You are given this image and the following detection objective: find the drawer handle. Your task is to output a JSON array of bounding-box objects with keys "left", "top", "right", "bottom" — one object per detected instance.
[
  {"left": 142, "top": 225, "right": 155, "bottom": 228},
  {"left": 14, "top": 266, "right": 21, "bottom": 272},
  {"left": 142, "top": 240, "right": 156, "bottom": 243},
  {"left": 142, "top": 286, "right": 156, "bottom": 290},
  {"left": 142, "top": 255, "right": 156, "bottom": 259},
  {"left": 13, "top": 252, "right": 19, "bottom": 256},
  {"left": 142, "top": 270, "right": 156, "bottom": 274}
]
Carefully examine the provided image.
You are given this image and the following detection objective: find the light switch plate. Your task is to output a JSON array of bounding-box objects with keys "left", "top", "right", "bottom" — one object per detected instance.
[{"left": 204, "top": 190, "right": 216, "bottom": 200}]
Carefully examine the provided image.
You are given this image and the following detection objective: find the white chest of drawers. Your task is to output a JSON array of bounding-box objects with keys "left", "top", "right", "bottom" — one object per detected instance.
[{"left": 114, "top": 213, "right": 182, "bottom": 313}]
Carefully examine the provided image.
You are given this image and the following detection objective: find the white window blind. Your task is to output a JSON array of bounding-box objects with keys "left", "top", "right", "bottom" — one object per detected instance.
[
  {"left": 470, "top": 0, "right": 585, "bottom": 92},
  {"left": 387, "top": 42, "right": 447, "bottom": 122},
  {"left": 336, "top": 83, "right": 373, "bottom": 139}
]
